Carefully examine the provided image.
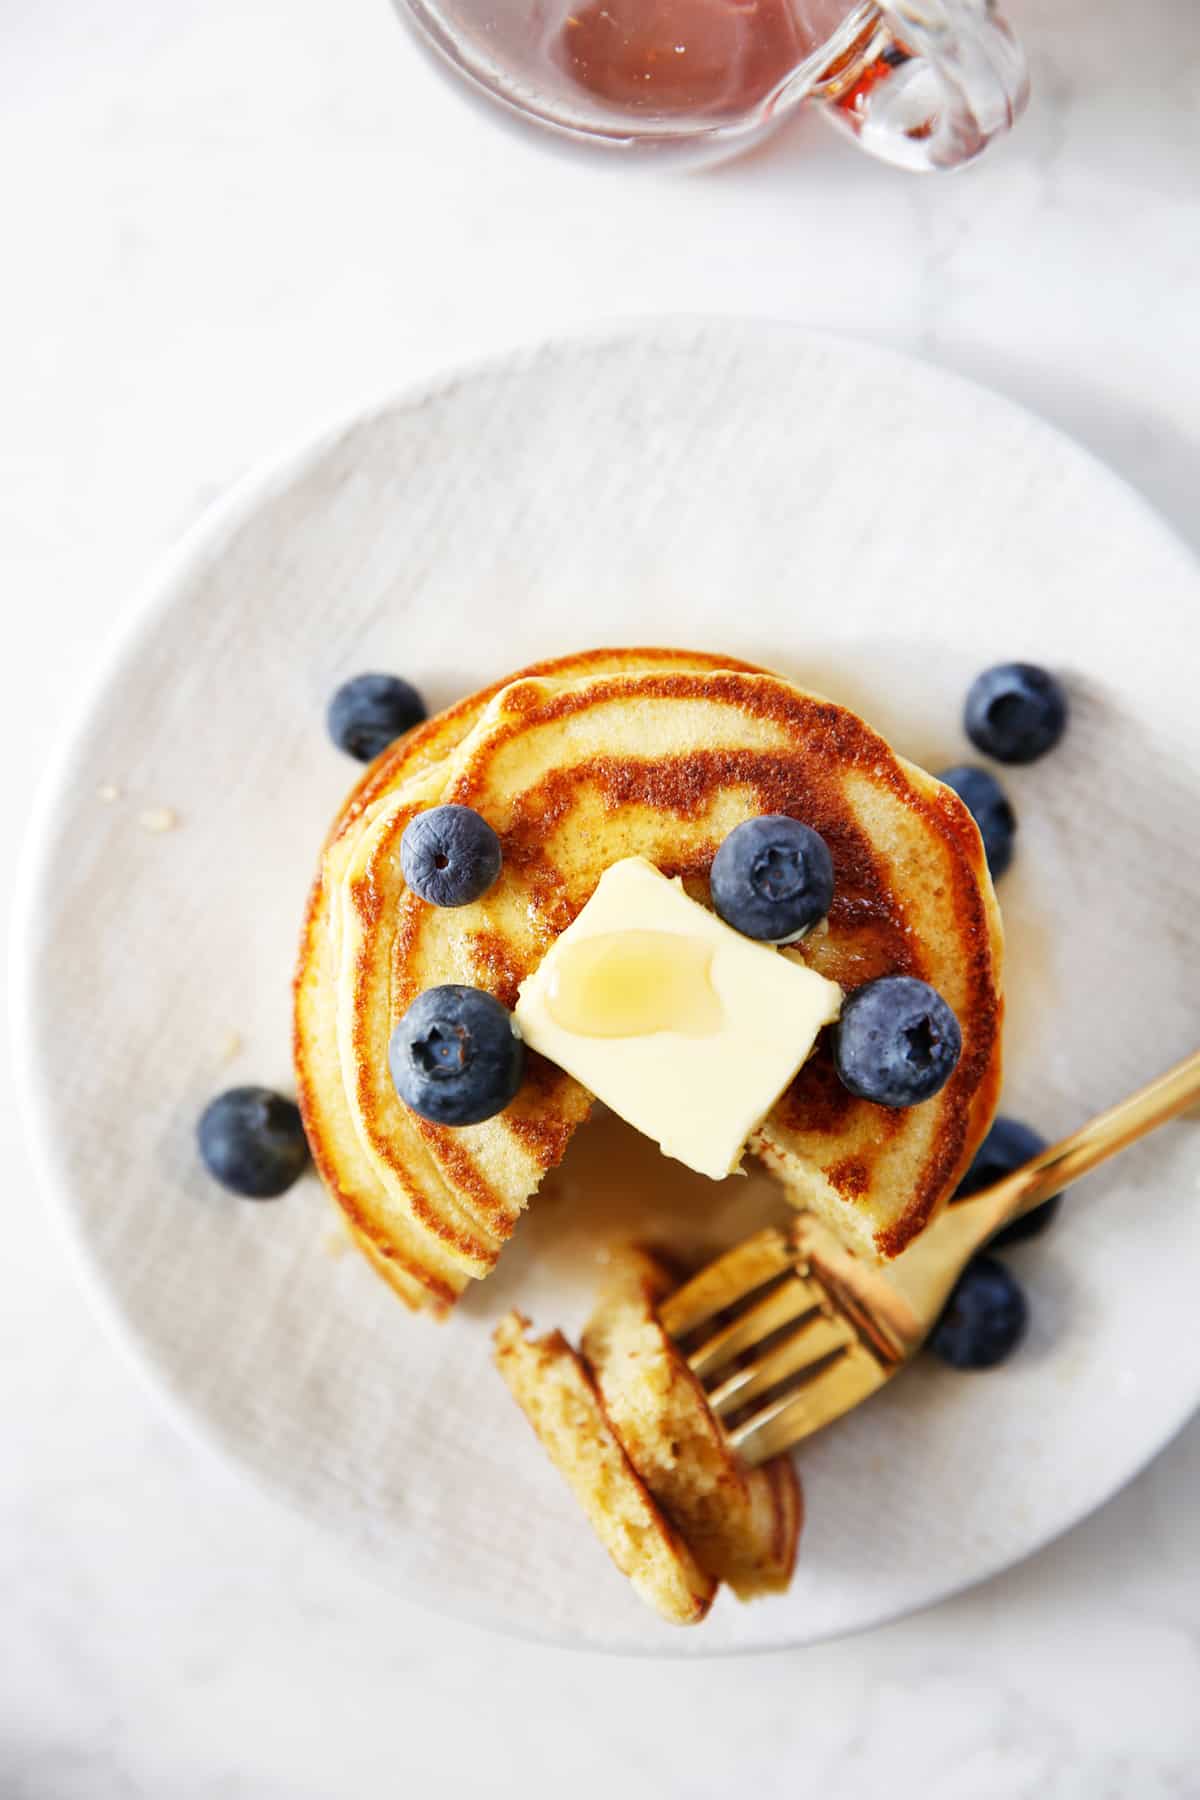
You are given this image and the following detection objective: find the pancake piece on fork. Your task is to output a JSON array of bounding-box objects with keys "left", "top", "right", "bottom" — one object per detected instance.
[
  {"left": 494, "top": 1246, "right": 800, "bottom": 1623},
  {"left": 581, "top": 1248, "right": 802, "bottom": 1599},
  {"left": 493, "top": 1309, "right": 717, "bottom": 1626}
]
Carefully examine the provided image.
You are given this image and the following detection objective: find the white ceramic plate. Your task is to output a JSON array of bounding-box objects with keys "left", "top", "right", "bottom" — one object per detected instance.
[{"left": 14, "top": 322, "right": 1200, "bottom": 1654}]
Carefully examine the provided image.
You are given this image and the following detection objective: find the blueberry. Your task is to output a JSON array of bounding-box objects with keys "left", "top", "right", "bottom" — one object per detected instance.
[
  {"left": 937, "top": 764, "right": 1016, "bottom": 880},
  {"left": 390, "top": 985, "right": 524, "bottom": 1126},
  {"left": 197, "top": 1086, "right": 309, "bottom": 1198},
  {"left": 710, "top": 816, "right": 835, "bottom": 943},
  {"left": 964, "top": 662, "right": 1068, "bottom": 765},
  {"left": 401, "top": 805, "right": 503, "bottom": 908},
  {"left": 328, "top": 673, "right": 427, "bottom": 763},
  {"left": 928, "top": 1254, "right": 1028, "bottom": 1369},
  {"left": 955, "top": 1115, "right": 1063, "bottom": 1247},
  {"left": 833, "top": 975, "right": 962, "bottom": 1108}
]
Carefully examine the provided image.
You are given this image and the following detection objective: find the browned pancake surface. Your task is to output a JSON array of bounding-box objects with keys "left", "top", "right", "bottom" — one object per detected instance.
[{"left": 296, "top": 654, "right": 1002, "bottom": 1309}]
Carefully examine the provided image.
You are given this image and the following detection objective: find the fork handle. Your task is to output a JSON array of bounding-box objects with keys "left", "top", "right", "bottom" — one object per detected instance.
[{"left": 964, "top": 1046, "right": 1200, "bottom": 1236}]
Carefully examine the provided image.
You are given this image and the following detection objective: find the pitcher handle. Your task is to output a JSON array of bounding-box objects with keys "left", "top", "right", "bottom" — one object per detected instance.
[{"left": 810, "top": 0, "right": 1029, "bottom": 172}]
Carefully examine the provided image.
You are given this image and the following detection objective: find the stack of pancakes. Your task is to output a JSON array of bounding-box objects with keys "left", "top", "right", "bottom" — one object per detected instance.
[{"left": 294, "top": 647, "right": 1003, "bottom": 1315}]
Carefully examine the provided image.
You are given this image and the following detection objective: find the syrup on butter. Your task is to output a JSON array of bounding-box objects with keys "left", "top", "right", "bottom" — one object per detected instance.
[
  {"left": 515, "top": 857, "right": 842, "bottom": 1181},
  {"left": 546, "top": 930, "right": 723, "bottom": 1039}
]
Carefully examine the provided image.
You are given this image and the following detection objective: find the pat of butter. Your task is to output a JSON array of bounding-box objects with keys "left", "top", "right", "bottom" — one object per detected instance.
[{"left": 514, "top": 857, "right": 842, "bottom": 1181}]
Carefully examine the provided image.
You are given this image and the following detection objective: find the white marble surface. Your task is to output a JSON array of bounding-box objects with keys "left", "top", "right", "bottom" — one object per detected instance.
[{"left": 2, "top": 0, "right": 1199, "bottom": 1792}]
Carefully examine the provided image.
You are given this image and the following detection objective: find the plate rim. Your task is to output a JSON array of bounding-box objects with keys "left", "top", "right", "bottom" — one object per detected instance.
[{"left": 11, "top": 316, "right": 1200, "bottom": 1656}]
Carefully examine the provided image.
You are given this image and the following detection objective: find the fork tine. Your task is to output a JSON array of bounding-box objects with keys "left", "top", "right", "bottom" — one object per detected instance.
[
  {"left": 790, "top": 1212, "right": 920, "bottom": 1361},
  {"left": 658, "top": 1226, "right": 800, "bottom": 1340},
  {"left": 729, "top": 1343, "right": 888, "bottom": 1466},
  {"left": 686, "top": 1270, "right": 828, "bottom": 1380},
  {"left": 705, "top": 1307, "right": 859, "bottom": 1416}
]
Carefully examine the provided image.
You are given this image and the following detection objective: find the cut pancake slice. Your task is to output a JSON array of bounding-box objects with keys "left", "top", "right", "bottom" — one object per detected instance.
[
  {"left": 581, "top": 1249, "right": 801, "bottom": 1599},
  {"left": 493, "top": 1311, "right": 717, "bottom": 1626}
]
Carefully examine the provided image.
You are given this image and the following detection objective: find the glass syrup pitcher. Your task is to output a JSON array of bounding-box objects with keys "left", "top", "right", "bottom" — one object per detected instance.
[{"left": 392, "top": 0, "right": 1029, "bottom": 170}]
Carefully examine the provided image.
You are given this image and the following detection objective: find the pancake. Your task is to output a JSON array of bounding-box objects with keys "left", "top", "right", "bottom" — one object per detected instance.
[
  {"left": 581, "top": 1248, "right": 801, "bottom": 1599},
  {"left": 493, "top": 1310, "right": 717, "bottom": 1626},
  {"left": 294, "top": 648, "right": 766, "bottom": 1312},
  {"left": 494, "top": 1245, "right": 801, "bottom": 1623},
  {"left": 296, "top": 653, "right": 1003, "bottom": 1312}
]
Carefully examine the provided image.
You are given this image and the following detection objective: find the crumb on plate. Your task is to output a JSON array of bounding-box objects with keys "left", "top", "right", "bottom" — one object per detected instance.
[{"left": 322, "top": 1221, "right": 354, "bottom": 1259}]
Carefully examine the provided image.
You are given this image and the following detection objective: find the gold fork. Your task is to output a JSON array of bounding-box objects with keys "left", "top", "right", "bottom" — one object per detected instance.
[{"left": 659, "top": 1048, "right": 1200, "bottom": 1467}]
